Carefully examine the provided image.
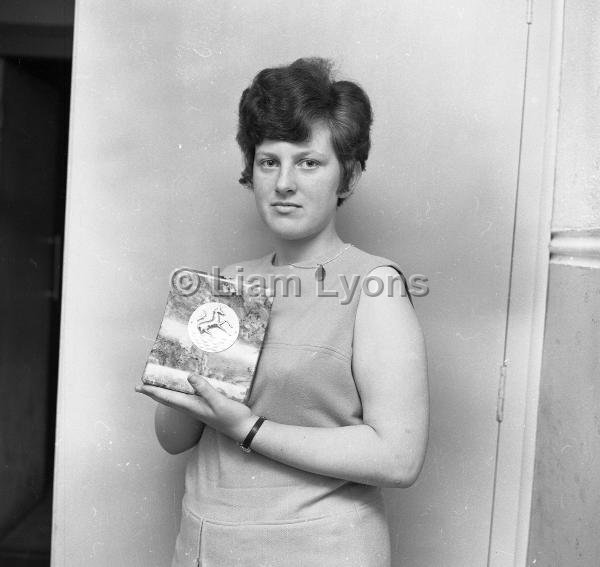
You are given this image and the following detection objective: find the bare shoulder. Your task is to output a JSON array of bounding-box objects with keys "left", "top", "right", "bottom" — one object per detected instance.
[
  {"left": 354, "top": 265, "right": 426, "bottom": 366},
  {"left": 362, "top": 265, "right": 413, "bottom": 300},
  {"left": 220, "top": 252, "right": 272, "bottom": 278},
  {"left": 357, "top": 265, "right": 418, "bottom": 324}
]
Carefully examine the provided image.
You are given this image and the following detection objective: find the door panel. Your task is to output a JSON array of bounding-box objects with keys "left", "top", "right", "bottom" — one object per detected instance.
[{"left": 0, "top": 59, "right": 59, "bottom": 535}]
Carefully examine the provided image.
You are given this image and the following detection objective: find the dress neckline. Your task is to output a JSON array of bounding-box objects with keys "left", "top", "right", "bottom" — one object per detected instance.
[{"left": 269, "top": 243, "right": 353, "bottom": 269}]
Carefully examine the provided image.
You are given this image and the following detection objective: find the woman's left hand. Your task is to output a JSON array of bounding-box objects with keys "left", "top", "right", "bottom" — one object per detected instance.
[{"left": 136, "top": 375, "right": 256, "bottom": 443}]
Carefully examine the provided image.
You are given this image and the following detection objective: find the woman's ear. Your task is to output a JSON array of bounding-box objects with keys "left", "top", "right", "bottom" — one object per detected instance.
[{"left": 337, "top": 161, "right": 362, "bottom": 200}]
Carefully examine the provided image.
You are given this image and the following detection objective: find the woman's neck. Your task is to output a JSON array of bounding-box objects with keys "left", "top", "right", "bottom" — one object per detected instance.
[{"left": 271, "top": 232, "right": 346, "bottom": 266}]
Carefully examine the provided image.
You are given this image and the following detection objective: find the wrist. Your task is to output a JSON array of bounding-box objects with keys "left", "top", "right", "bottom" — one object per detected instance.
[
  {"left": 235, "top": 415, "right": 260, "bottom": 444},
  {"left": 238, "top": 416, "right": 267, "bottom": 453}
]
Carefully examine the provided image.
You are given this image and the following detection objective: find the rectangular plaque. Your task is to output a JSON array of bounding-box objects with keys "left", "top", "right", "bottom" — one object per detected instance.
[{"left": 142, "top": 268, "right": 273, "bottom": 403}]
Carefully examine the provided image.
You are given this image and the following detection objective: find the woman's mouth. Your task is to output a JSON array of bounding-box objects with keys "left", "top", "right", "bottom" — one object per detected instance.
[{"left": 271, "top": 202, "right": 301, "bottom": 213}]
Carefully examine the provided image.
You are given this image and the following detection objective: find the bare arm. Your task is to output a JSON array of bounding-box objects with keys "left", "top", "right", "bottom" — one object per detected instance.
[
  {"left": 154, "top": 403, "right": 205, "bottom": 455},
  {"left": 137, "top": 266, "right": 429, "bottom": 486},
  {"left": 249, "top": 266, "right": 429, "bottom": 487}
]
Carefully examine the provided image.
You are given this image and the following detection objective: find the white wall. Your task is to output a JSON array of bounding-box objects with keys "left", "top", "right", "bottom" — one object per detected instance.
[
  {"left": 53, "top": 2, "right": 538, "bottom": 565},
  {"left": 550, "top": 0, "right": 600, "bottom": 232},
  {"left": 527, "top": 1, "right": 600, "bottom": 564}
]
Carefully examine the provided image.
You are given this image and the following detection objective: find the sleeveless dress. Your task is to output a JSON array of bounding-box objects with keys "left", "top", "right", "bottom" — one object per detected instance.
[{"left": 172, "top": 245, "right": 410, "bottom": 567}]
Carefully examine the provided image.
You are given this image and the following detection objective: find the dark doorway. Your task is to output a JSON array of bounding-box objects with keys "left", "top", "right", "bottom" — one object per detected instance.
[{"left": 0, "top": 55, "right": 71, "bottom": 566}]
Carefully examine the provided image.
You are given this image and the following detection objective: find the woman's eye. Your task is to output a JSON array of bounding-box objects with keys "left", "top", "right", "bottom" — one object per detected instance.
[
  {"left": 299, "top": 159, "right": 319, "bottom": 169},
  {"left": 259, "top": 159, "right": 277, "bottom": 168}
]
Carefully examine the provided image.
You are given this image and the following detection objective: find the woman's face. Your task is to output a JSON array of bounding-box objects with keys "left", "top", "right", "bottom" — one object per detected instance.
[{"left": 252, "top": 121, "right": 342, "bottom": 241}]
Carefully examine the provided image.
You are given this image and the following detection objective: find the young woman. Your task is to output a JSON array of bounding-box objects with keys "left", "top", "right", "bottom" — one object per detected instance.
[{"left": 137, "top": 57, "right": 429, "bottom": 567}]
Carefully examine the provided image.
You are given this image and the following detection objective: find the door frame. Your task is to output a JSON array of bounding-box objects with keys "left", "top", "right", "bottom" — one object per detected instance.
[{"left": 489, "top": 1, "right": 563, "bottom": 565}]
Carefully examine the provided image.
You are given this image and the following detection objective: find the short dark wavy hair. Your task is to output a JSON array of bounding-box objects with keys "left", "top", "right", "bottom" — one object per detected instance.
[{"left": 236, "top": 57, "right": 373, "bottom": 206}]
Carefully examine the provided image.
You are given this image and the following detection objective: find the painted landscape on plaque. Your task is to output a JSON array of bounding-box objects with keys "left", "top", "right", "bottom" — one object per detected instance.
[{"left": 142, "top": 269, "right": 273, "bottom": 402}]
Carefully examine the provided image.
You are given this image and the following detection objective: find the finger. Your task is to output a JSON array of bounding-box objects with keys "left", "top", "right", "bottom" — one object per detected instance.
[
  {"left": 136, "top": 384, "right": 177, "bottom": 405},
  {"left": 136, "top": 384, "right": 203, "bottom": 412},
  {"left": 187, "top": 375, "right": 221, "bottom": 404}
]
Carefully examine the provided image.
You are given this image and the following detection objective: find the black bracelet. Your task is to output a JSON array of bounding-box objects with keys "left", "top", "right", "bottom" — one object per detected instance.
[{"left": 239, "top": 416, "right": 266, "bottom": 453}]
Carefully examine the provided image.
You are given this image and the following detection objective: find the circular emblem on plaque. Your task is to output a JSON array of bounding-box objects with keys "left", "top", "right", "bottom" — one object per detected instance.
[{"left": 188, "top": 302, "right": 240, "bottom": 353}]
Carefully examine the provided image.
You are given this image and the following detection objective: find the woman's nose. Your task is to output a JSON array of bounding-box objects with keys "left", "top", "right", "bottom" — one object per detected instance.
[{"left": 275, "top": 165, "right": 296, "bottom": 194}]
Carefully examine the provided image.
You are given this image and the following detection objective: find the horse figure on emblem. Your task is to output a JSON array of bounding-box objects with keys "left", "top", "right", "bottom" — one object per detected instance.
[{"left": 196, "top": 304, "right": 233, "bottom": 336}]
